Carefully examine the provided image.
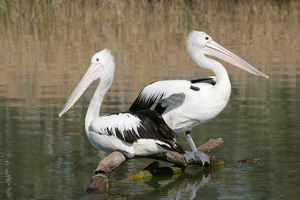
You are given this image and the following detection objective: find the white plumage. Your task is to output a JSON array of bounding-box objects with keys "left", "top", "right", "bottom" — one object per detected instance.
[
  {"left": 91, "top": 113, "right": 142, "bottom": 138},
  {"left": 138, "top": 80, "right": 192, "bottom": 103},
  {"left": 59, "top": 49, "right": 186, "bottom": 158},
  {"left": 130, "top": 31, "right": 268, "bottom": 163}
]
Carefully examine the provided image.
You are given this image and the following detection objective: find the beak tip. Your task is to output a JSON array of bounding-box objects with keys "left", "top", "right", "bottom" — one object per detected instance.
[
  {"left": 58, "top": 112, "right": 63, "bottom": 118},
  {"left": 265, "top": 74, "right": 269, "bottom": 79}
]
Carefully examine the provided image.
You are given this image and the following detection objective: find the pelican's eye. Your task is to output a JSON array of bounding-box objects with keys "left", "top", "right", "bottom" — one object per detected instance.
[
  {"left": 205, "top": 37, "right": 209, "bottom": 40},
  {"left": 96, "top": 58, "right": 99, "bottom": 62}
]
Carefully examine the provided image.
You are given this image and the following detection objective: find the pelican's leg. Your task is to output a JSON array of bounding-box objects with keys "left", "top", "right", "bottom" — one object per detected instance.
[
  {"left": 121, "top": 151, "right": 135, "bottom": 158},
  {"left": 184, "top": 131, "right": 210, "bottom": 165}
]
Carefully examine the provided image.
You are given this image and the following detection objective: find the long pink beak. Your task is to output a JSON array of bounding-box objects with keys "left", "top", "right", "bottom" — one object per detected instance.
[
  {"left": 59, "top": 63, "right": 104, "bottom": 117},
  {"left": 202, "top": 40, "right": 269, "bottom": 79}
]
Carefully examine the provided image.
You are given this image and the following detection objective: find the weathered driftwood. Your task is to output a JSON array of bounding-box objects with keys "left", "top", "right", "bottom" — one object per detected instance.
[
  {"left": 86, "top": 151, "right": 127, "bottom": 192},
  {"left": 86, "top": 138, "right": 223, "bottom": 192},
  {"left": 148, "top": 138, "right": 224, "bottom": 167}
]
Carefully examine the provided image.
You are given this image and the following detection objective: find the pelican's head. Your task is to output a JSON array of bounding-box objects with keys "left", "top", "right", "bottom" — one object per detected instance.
[
  {"left": 90, "top": 48, "right": 116, "bottom": 76},
  {"left": 186, "top": 31, "right": 213, "bottom": 51},
  {"left": 186, "top": 30, "right": 269, "bottom": 79},
  {"left": 59, "top": 48, "right": 115, "bottom": 117}
]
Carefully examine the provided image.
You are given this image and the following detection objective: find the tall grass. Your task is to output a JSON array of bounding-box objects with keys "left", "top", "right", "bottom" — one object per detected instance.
[{"left": 0, "top": 0, "right": 298, "bottom": 101}]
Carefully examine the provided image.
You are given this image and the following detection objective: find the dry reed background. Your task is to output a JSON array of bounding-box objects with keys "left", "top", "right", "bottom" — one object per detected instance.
[
  {"left": 0, "top": 0, "right": 298, "bottom": 98},
  {"left": 0, "top": 0, "right": 299, "bottom": 133}
]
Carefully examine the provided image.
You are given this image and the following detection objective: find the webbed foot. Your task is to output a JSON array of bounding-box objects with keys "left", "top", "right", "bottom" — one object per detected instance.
[
  {"left": 183, "top": 150, "right": 210, "bottom": 165},
  {"left": 184, "top": 151, "right": 195, "bottom": 162},
  {"left": 193, "top": 150, "right": 210, "bottom": 165}
]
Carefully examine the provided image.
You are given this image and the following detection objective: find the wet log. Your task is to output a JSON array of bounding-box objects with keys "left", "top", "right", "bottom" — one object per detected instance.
[
  {"left": 125, "top": 161, "right": 183, "bottom": 182},
  {"left": 86, "top": 151, "right": 126, "bottom": 192},
  {"left": 86, "top": 138, "right": 223, "bottom": 192},
  {"left": 149, "top": 138, "right": 223, "bottom": 167},
  {"left": 236, "top": 158, "right": 260, "bottom": 164}
]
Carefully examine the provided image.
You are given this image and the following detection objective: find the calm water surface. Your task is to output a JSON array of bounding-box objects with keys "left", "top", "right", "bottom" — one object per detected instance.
[{"left": 0, "top": 0, "right": 299, "bottom": 199}]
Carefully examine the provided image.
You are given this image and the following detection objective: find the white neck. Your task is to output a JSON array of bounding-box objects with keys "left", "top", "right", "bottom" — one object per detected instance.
[
  {"left": 85, "top": 78, "right": 113, "bottom": 133},
  {"left": 189, "top": 50, "right": 230, "bottom": 86}
]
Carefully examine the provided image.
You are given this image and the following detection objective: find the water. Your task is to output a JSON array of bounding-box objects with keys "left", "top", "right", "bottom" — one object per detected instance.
[{"left": 0, "top": 0, "right": 299, "bottom": 199}]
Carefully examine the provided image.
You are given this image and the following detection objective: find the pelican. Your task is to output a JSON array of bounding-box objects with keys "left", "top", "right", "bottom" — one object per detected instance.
[
  {"left": 59, "top": 49, "right": 186, "bottom": 158},
  {"left": 130, "top": 31, "right": 269, "bottom": 164}
]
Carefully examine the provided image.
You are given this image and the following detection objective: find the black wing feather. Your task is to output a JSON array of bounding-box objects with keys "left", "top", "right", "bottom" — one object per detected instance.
[
  {"left": 96, "top": 110, "right": 185, "bottom": 154},
  {"left": 190, "top": 77, "right": 216, "bottom": 85},
  {"left": 132, "top": 110, "right": 186, "bottom": 154},
  {"left": 130, "top": 92, "right": 164, "bottom": 112}
]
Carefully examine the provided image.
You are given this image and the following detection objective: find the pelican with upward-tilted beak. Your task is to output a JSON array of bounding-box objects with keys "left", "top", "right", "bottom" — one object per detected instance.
[{"left": 130, "top": 31, "right": 269, "bottom": 164}]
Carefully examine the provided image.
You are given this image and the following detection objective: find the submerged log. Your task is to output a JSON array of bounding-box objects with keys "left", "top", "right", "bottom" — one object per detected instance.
[
  {"left": 124, "top": 161, "right": 183, "bottom": 182},
  {"left": 86, "top": 151, "right": 126, "bottom": 192},
  {"left": 236, "top": 158, "right": 260, "bottom": 164},
  {"left": 149, "top": 137, "right": 224, "bottom": 166},
  {"left": 86, "top": 138, "right": 223, "bottom": 192}
]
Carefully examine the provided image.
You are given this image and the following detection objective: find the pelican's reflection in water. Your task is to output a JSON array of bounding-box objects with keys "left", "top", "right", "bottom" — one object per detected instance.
[
  {"left": 148, "top": 167, "right": 213, "bottom": 200},
  {"left": 93, "top": 166, "right": 219, "bottom": 200},
  {"left": 179, "top": 174, "right": 211, "bottom": 200}
]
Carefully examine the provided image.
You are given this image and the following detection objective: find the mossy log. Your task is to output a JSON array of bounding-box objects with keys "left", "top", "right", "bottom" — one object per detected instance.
[{"left": 86, "top": 138, "right": 224, "bottom": 192}]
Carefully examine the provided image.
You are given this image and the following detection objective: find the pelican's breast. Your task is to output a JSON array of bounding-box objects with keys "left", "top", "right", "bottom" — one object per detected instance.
[{"left": 162, "top": 82, "right": 231, "bottom": 132}]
